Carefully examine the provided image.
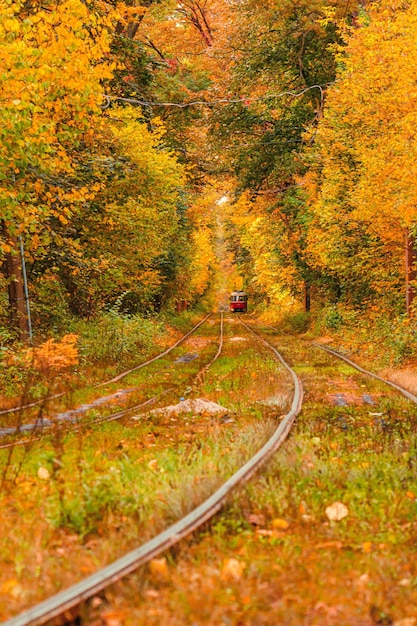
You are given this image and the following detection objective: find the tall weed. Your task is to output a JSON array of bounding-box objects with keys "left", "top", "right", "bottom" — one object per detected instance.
[{"left": 77, "top": 310, "right": 165, "bottom": 365}]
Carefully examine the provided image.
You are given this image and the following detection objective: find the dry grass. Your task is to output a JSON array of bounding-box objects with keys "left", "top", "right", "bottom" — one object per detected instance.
[
  {"left": 82, "top": 331, "right": 417, "bottom": 626},
  {"left": 0, "top": 318, "right": 290, "bottom": 622}
]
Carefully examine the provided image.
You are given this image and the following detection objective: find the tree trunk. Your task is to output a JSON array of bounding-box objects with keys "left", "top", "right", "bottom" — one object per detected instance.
[
  {"left": 304, "top": 281, "right": 311, "bottom": 312},
  {"left": 1, "top": 224, "right": 30, "bottom": 340},
  {"left": 405, "top": 228, "right": 416, "bottom": 316},
  {"left": 115, "top": 0, "right": 155, "bottom": 39}
]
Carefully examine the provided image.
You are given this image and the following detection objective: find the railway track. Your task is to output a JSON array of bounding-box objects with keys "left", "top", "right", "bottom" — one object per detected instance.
[
  {"left": 249, "top": 313, "right": 417, "bottom": 403},
  {"left": 5, "top": 314, "right": 417, "bottom": 625},
  {"left": 0, "top": 313, "right": 218, "bottom": 447},
  {"left": 1, "top": 313, "right": 302, "bottom": 626},
  {"left": 0, "top": 313, "right": 212, "bottom": 420}
]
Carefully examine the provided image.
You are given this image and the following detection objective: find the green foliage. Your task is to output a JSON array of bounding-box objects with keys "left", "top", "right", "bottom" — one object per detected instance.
[
  {"left": 313, "top": 303, "right": 417, "bottom": 367},
  {"left": 323, "top": 305, "right": 344, "bottom": 331},
  {"left": 77, "top": 309, "right": 165, "bottom": 365},
  {"left": 108, "top": 35, "right": 154, "bottom": 101},
  {"left": 30, "top": 271, "right": 73, "bottom": 335},
  {"left": 280, "top": 311, "right": 311, "bottom": 334},
  {"left": 0, "top": 349, "right": 27, "bottom": 397}
]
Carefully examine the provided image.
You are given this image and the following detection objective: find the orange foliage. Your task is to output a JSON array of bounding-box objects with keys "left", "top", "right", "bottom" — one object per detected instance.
[
  {"left": 303, "top": 2, "right": 417, "bottom": 304},
  {"left": 24, "top": 334, "right": 79, "bottom": 373}
]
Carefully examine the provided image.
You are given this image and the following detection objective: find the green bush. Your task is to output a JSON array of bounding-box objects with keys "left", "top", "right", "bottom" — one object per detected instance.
[
  {"left": 281, "top": 311, "right": 311, "bottom": 334},
  {"left": 77, "top": 310, "right": 165, "bottom": 366},
  {"left": 323, "top": 305, "right": 344, "bottom": 330}
]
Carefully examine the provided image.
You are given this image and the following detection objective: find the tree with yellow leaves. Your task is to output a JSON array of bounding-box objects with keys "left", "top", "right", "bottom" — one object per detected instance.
[
  {"left": 306, "top": 0, "right": 417, "bottom": 314},
  {"left": 0, "top": 0, "right": 114, "bottom": 337}
]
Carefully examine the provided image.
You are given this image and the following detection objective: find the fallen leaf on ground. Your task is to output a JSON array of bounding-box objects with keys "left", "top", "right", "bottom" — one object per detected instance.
[
  {"left": 1, "top": 579, "right": 21, "bottom": 596},
  {"left": 256, "top": 529, "right": 274, "bottom": 537},
  {"left": 299, "top": 501, "right": 307, "bottom": 514},
  {"left": 356, "top": 573, "right": 369, "bottom": 590},
  {"left": 37, "top": 467, "right": 50, "bottom": 480},
  {"left": 149, "top": 557, "right": 169, "bottom": 581},
  {"left": 272, "top": 518, "right": 289, "bottom": 529},
  {"left": 220, "top": 558, "right": 246, "bottom": 581},
  {"left": 246, "top": 513, "right": 265, "bottom": 526},
  {"left": 325, "top": 501, "right": 348, "bottom": 521},
  {"left": 100, "top": 610, "right": 126, "bottom": 626},
  {"left": 90, "top": 597, "right": 104, "bottom": 609}
]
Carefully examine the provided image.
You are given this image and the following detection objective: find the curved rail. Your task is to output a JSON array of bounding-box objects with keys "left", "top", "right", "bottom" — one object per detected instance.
[
  {"left": 95, "top": 312, "right": 212, "bottom": 387},
  {"left": 313, "top": 343, "right": 417, "bottom": 404},
  {"left": 0, "top": 313, "right": 212, "bottom": 417},
  {"left": 248, "top": 314, "right": 280, "bottom": 333},
  {"left": 194, "top": 312, "right": 224, "bottom": 385},
  {"left": 248, "top": 314, "right": 417, "bottom": 405},
  {"left": 0, "top": 314, "right": 222, "bottom": 449},
  {"left": 3, "top": 315, "right": 303, "bottom": 626}
]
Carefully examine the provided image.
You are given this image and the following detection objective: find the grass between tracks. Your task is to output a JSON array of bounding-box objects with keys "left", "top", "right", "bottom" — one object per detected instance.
[
  {"left": 111, "top": 332, "right": 417, "bottom": 626},
  {"left": 0, "top": 317, "right": 293, "bottom": 621},
  {"left": 1, "top": 317, "right": 417, "bottom": 625}
]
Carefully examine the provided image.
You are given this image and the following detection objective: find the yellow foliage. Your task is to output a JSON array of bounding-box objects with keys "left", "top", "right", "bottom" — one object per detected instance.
[
  {"left": 149, "top": 557, "right": 169, "bottom": 581},
  {"left": 24, "top": 334, "right": 79, "bottom": 372},
  {"left": 187, "top": 227, "right": 216, "bottom": 297},
  {"left": 305, "top": 1, "right": 417, "bottom": 298},
  {"left": 220, "top": 558, "right": 246, "bottom": 581},
  {"left": 0, "top": 0, "right": 114, "bottom": 256}
]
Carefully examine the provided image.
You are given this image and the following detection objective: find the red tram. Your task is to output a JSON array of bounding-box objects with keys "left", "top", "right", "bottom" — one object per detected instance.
[{"left": 229, "top": 290, "right": 248, "bottom": 313}]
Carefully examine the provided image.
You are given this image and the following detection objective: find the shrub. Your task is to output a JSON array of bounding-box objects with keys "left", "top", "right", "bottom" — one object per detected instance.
[
  {"left": 77, "top": 310, "right": 165, "bottom": 365},
  {"left": 323, "top": 306, "right": 344, "bottom": 330},
  {"left": 281, "top": 311, "right": 311, "bottom": 334}
]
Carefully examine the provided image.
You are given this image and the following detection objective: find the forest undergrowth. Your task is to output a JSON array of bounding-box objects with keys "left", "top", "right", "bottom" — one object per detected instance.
[
  {"left": 0, "top": 305, "right": 210, "bottom": 408},
  {"left": 46, "top": 317, "right": 417, "bottom": 626}
]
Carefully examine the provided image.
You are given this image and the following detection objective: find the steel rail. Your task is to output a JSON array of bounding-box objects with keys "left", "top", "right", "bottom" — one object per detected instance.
[
  {"left": 194, "top": 312, "right": 224, "bottom": 385},
  {"left": 94, "top": 313, "right": 212, "bottom": 387},
  {"left": 0, "top": 392, "right": 66, "bottom": 417},
  {"left": 4, "top": 315, "right": 303, "bottom": 626},
  {"left": 248, "top": 314, "right": 280, "bottom": 333},
  {"left": 0, "top": 314, "right": 223, "bottom": 450},
  {"left": 0, "top": 389, "right": 174, "bottom": 451},
  {"left": 238, "top": 316, "right": 299, "bottom": 387},
  {"left": 247, "top": 314, "right": 417, "bottom": 405},
  {"left": 313, "top": 343, "right": 417, "bottom": 404},
  {"left": 0, "top": 313, "right": 212, "bottom": 417},
  {"left": 80, "top": 312, "right": 224, "bottom": 427}
]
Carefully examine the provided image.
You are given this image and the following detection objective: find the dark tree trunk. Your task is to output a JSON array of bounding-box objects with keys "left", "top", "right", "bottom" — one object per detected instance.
[
  {"left": 406, "top": 228, "right": 416, "bottom": 316},
  {"left": 1, "top": 223, "right": 30, "bottom": 340},
  {"left": 115, "top": 0, "right": 155, "bottom": 39},
  {"left": 304, "top": 281, "right": 311, "bottom": 312}
]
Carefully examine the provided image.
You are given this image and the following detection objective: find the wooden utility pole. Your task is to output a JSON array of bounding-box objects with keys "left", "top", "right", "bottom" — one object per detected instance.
[{"left": 405, "top": 227, "right": 416, "bottom": 316}]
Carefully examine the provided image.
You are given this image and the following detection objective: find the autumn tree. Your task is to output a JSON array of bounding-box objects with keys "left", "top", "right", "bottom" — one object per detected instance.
[
  {"left": 208, "top": 0, "right": 357, "bottom": 309},
  {"left": 305, "top": 1, "right": 417, "bottom": 314},
  {"left": 1, "top": 0, "right": 209, "bottom": 336},
  {"left": 55, "top": 107, "right": 188, "bottom": 317},
  {"left": 0, "top": 0, "right": 114, "bottom": 338}
]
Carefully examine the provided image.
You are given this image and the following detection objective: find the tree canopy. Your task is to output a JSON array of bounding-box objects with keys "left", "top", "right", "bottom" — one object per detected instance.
[{"left": 1, "top": 0, "right": 416, "bottom": 338}]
